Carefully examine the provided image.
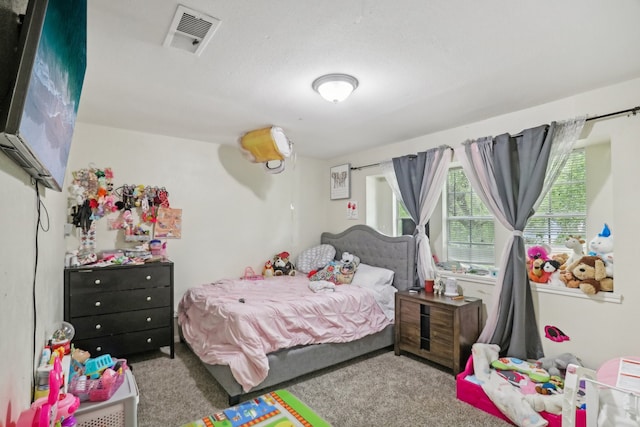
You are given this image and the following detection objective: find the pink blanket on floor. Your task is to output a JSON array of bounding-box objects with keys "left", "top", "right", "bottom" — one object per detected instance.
[{"left": 178, "top": 275, "right": 392, "bottom": 391}]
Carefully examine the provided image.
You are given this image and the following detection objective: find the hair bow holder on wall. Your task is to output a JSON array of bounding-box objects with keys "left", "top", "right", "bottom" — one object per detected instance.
[{"left": 239, "top": 126, "right": 293, "bottom": 174}]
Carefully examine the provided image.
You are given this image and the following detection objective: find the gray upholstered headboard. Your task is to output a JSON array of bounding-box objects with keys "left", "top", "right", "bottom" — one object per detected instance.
[{"left": 320, "top": 225, "right": 416, "bottom": 292}]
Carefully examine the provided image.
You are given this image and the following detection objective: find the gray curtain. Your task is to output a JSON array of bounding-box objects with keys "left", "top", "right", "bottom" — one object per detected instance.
[
  {"left": 393, "top": 146, "right": 452, "bottom": 285},
  {"left": 456, "top": 124, "right": 555, "bottom": 360}
]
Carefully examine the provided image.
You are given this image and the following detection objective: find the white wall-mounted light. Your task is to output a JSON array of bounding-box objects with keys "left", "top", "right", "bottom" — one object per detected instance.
[{"left": 312, "top": 74, "right": 359, "bottom": 103}]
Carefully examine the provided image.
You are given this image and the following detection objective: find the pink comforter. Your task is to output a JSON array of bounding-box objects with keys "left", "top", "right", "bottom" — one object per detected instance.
[{"left": 178, "top": 275, "right": 392, "bottom": 391}]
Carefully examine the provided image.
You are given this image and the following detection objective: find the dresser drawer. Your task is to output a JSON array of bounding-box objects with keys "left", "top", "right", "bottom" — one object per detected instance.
[
  {"left": 74, "top": 327, "right": 172, "bottom": 357},
  {"left": 69, "top": 287, "right": 171, "bottom": 317},
  {"left": 67, "top": 264, "right": 172, "bottom": 293},
  {"left": 72, "top": 307, "right": 171, "bottom": 339}
]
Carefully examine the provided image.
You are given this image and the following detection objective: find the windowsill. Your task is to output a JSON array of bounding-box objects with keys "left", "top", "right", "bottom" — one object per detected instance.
[{"left": 437, "top": 270, "right": 623, "bottom": 304}]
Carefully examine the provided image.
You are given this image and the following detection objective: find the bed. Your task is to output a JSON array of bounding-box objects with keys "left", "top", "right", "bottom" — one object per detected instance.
[{"left": 178, "top": 224, "right": 416, "bottom": 405}]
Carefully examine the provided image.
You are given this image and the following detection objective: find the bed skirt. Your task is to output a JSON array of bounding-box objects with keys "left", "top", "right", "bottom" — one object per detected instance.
[{"left": 183, "top": 325, "right": 394, "bottom": 405}]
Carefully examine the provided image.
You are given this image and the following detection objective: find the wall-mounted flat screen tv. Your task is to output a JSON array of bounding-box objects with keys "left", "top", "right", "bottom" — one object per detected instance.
[{"left": 0, "top": 0, "right": 87, "bottom": 191}]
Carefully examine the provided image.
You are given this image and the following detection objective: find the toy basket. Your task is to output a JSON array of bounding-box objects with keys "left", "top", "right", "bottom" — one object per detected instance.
[{"left": 69, "top": 359, "right": 128, "bottom": 402}]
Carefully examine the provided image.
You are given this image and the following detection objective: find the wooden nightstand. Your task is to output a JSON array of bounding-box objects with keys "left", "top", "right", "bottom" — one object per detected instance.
[{"left": 394, "top": 291, "right": 482, "bottom": 374}]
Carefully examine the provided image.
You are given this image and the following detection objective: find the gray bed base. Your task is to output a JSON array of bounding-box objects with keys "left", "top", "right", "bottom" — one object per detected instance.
[{"left": 183, "top": 224, "right": 415, "bottom": 405}]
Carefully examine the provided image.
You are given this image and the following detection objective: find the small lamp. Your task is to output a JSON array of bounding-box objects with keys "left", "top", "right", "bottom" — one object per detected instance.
[{"left": 312, "top": 73, "right": 359, "bottom": 103}]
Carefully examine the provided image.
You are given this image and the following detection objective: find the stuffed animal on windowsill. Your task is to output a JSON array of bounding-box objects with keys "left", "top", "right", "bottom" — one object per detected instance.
[
  {"left": 543, "top": 260, "right": 563, "bottom": 286},
  {"left": 561, "top": 255, "right": 613, "bottom": 294},
  {"left": 561, "top": 235, "right": 585, "bottom": 270},
  {"left": 527, "top": 244, "right": 550, "bottom": 270},
  {"left": 529, "top": 258, "right": 549, "bottom": 283},
  {"left": 588, "top": 223, "right": 614, "bottom": 277},
  {"left": 273, "top": 251, "right": 296, "bottom": 276}
]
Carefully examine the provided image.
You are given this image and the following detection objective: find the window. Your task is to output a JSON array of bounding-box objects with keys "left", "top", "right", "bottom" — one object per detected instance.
[
  {"left": 445, "top": 167, "right": 495, "bottom": 265},
  {"left": 524, "top": 149, "right": 586, "bottom": 252}
]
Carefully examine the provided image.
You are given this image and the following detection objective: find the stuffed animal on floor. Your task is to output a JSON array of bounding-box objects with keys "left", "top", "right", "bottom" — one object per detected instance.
[
  {"left": 588, "top": 223, "right": 614, "bottom": 278},
  {"left": 562, "top": 255, "right": 613, "bottom": 294},
  {"left": 273, "top": 251, "right": 296, "bottom": 276}
]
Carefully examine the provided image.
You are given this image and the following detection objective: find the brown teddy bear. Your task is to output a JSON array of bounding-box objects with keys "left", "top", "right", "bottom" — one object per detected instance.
[{"left": 561, "top": 255, "right": 613, "bottom": 294}]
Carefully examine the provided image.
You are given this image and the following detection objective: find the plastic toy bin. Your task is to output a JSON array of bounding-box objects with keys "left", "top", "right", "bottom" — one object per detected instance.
[{"left": 74, "top": 368, "right": 139, "bottom": 427}]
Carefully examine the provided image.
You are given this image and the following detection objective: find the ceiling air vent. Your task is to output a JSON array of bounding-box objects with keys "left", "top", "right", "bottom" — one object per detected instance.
[{"left": 163, "top": 5, "right": 221, "bottom": 56}]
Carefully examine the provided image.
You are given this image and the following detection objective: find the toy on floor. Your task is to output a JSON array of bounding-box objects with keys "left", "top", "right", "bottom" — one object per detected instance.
[
  {"left": 491, "top": 357, "right": 550, "bottom": 383},
  {"left": 537, "top": 352, "right": 581, "bottom": 377}
]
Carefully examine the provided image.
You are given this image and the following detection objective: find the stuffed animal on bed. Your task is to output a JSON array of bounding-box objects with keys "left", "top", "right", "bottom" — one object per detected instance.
[{"left": 273, "top": 251, "right": 296, "bottom": 276}]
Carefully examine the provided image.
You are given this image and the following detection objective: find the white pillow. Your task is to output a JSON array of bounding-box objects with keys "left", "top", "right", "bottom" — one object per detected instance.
[
  {"left": 295, "top": 244, "right": 336, "bottom": 274},
  {"left": 351, "top": 263, "right": 395, "bottom": 289}
]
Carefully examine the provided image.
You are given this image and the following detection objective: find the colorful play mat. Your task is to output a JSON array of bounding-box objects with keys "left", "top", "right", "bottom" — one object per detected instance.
[{"left": 181, "top": 390, "right": 331, "bottom": 427}]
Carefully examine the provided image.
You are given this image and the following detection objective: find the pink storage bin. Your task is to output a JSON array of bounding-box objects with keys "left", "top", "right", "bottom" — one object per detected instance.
[
  {"left": 69, "top": 359, "right": 128, "bottom": 402},
  {"left": 456, "top": 355, "right": 586, "bottom": 427}
]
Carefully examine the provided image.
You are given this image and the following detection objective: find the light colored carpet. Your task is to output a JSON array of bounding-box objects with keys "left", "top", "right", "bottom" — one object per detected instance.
[{"left": 127, "top": 343, "right": 510, "bottom": 427}]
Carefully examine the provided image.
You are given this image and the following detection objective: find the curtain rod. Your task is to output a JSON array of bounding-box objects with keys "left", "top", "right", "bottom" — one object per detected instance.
[{"left": 350, "top": 105, "right": 640, "bottom": 171}]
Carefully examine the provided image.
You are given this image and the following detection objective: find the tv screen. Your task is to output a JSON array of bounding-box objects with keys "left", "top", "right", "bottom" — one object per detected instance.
[{"left": 0, "top": 0, "right": 86, "bottom": 191}]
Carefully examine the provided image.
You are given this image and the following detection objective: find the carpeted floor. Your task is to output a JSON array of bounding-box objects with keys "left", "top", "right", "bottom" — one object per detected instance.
[{"left": 127, "top": 343, "right": 510, "bottom": 426}]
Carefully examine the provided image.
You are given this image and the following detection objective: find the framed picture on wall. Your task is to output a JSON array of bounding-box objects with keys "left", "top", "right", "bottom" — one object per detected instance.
[{"left": 330, "top": 163, "right": 351, "bottom": 200}]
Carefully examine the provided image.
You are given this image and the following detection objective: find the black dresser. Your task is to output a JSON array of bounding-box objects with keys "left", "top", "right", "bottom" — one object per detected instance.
[{"left": 64, "top": 262, "right": 174, "bottom": 358}]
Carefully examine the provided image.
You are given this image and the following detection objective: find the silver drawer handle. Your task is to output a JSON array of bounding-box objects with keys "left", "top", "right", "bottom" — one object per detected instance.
[
  {"left": 146, "top": 275, "right": 151, "bottom": 280},
  {"left": 146, "top": 296, "right": 152, "bottom": 301},
  {"left": 94, "top": 279, "right": 101, "bottom": 285},
  {"left": 95, "top": 301, "right": 101, "bottom": 307},
  {"left": 96, "top": 346, "right": 102, "bottom": 351},
  {"left": 95, "top": 324, "right": 101, "bottom": 330},
  {"left": 146, "top": 338, "right": 152, "bottom": 343},
  {"left": 146, "top": 317, "right": 152, "bottom": 322}
]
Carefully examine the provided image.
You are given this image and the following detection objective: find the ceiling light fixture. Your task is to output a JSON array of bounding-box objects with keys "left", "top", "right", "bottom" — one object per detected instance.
[{"left": 312, "top": 74, "right": 359, "bottom": 103}]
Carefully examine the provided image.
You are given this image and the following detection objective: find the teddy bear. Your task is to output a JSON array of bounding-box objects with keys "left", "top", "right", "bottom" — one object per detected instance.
[
  {"left": 588, "top": 223, "right": 613, "bottom": 277},
  {"left": 273, "top": 251, "right": 296, "bottom": 276},
  {"left": 562, "top": 255, "right": 613, "bottom": 294},
  {"left": 337, "top": 252, "right": 359, "bottom": 284}
]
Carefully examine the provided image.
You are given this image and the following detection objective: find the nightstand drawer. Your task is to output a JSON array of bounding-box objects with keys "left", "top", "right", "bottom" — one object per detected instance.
[
  {"left": 69, "top": 287, "right": 171, "bottom": 317},
  {"left": 68, "top": 264, "right": 171, "bottom": 293},
  {"left": 72, "top": 307, "right": 171, "bottom": 339}
]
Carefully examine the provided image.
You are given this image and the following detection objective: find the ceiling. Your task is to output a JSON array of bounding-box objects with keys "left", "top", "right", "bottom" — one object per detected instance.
[{"left": 77, "top": 0, "right": 640, "bottom": 159}]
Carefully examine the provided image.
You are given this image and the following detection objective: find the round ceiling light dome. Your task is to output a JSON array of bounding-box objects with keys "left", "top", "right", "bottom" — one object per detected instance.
[{"left": 312, "top": 73, "right": 359, "bottom": 103}]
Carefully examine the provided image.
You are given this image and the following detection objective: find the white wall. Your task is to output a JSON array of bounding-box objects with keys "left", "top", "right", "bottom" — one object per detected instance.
[
  {"left": 2, "top": 74, "right": 639, "bottom": 423},
  {"left": 325, "top": 77, "right": 640, "bottom": 369},
  {"left": 65, "top": 124, "right": 328, "bottom": 307},
  {"left": 0, "top": 153, "right": 67, "bottom": 421}
]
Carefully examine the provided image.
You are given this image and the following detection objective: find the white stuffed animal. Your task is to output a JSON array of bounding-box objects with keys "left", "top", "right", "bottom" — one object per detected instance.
[
  {"left": 588, "top": 224, "right": 614, "bottom": 277},
  {"left": 562, "top": 235, "right": 585, "bottom": 270}
]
